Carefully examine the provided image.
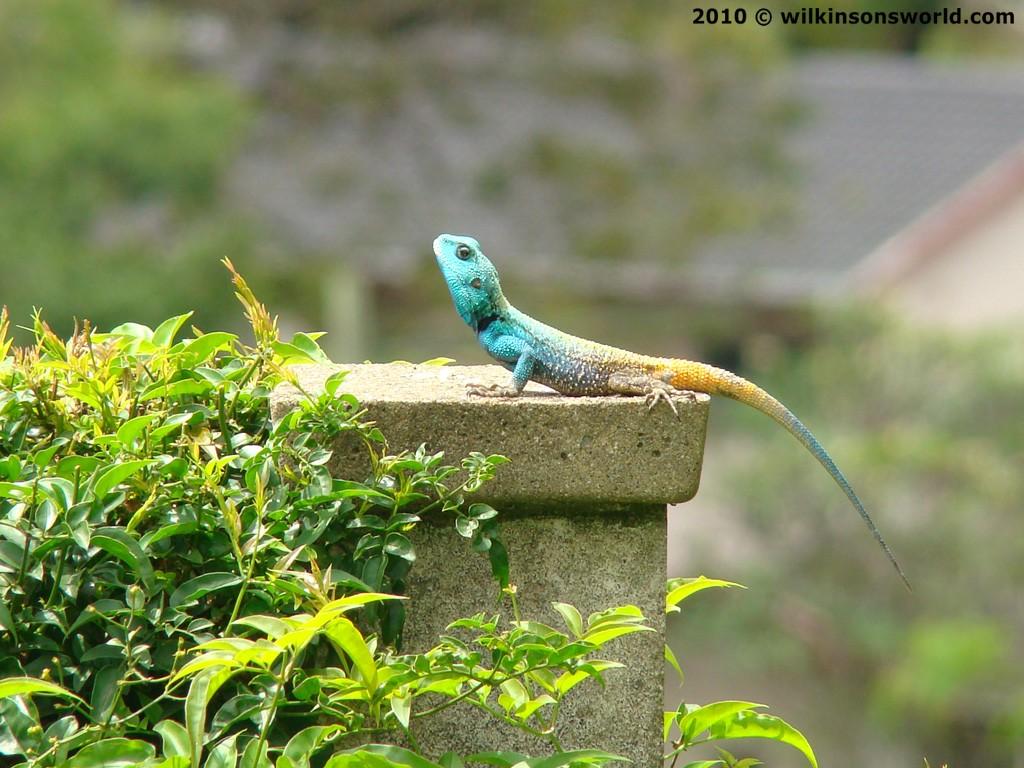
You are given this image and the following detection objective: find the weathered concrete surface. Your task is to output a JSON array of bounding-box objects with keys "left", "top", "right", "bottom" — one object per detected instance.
[
  {"left": 403, "top": 504, "right": 666, "bottom": 765},
  {"left": 269, "top": 364, "right": 710, "bottom": 766},
  {"left": 272, "top": 363, "right": 708, "bottom": 505}
]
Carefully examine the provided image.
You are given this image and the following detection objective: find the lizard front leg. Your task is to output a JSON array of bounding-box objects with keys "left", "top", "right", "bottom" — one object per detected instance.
[
  {"left": 467, "top": 335, "right": 536, "bottom": 398},
  {"left": 606, "top": 370, "right": 692, "bottom": 416}
]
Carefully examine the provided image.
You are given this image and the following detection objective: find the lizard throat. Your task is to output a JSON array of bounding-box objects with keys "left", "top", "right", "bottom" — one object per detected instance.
[{"left": 474, "top": 313, "right": 501, "bottom": 334}]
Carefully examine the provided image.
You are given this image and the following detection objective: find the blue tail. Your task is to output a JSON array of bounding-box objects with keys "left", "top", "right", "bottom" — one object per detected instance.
[{"left": 783, "top": 411, "right": 911, "bottom": 591}]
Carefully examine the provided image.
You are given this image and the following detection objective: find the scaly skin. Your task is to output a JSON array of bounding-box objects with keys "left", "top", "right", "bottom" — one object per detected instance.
[{"left": 433, "top": 233, "right": 910, "bottom": 589}]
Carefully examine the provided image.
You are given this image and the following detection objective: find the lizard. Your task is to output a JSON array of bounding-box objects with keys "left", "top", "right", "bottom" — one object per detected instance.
[{"left": 432, "top": 233, "right": 910, "bottom": 590}]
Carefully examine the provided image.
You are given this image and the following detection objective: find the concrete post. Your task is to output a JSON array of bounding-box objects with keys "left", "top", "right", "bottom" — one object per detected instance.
[{"left": 271, "top": 364, "right": 709, "bottom": 765}]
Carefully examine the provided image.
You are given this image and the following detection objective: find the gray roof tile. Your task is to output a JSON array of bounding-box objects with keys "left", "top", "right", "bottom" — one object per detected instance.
[{"left": 691, "top": 54, "right": 1024, "bottom": 301}]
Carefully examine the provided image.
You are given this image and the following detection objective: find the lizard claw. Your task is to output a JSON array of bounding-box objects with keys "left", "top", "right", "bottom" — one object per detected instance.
[
  {"left": 645, "top": 387, "right": 680, "bottom": 418},
  {"left": 466, "top": 382, "right": 520, "bottom": 398}
]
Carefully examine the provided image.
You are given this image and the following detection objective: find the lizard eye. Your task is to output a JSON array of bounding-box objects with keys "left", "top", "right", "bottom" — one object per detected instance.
[
  {"left": 456, "top": 244, "right": 472, "bottom": 260},
  {"left": 470, "top": 277, "right": 482, "bottom": 289}
]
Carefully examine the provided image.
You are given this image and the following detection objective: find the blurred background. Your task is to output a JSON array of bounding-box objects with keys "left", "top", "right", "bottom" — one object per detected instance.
[{"left": 1, "top": 0, "right": 1022, "bottom": 764}]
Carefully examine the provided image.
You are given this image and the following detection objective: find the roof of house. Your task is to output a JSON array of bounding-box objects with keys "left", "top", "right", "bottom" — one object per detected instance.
[
  {"left": 689, "top": 53, "right": 1024, "bottom": 303},
  {"left": 215, "top": 23, "right": 1024, "bottom": 299},
  {"left": 847, "top": 141, "right": 1024, "bottom": 294}
]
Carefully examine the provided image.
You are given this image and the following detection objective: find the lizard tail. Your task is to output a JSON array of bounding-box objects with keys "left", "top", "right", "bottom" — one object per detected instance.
[{"left": 666, "top": 359, "right": 911, "bottom": 590}]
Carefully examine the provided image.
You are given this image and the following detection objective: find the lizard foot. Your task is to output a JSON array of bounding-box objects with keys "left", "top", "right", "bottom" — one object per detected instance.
[
  {"left": 466, "top": 382, "right": 521, "bottom": 398},
  {"left": 607, "top": 371, "right": 690, "bottom": 418},
  {"left": 645, "top": 384, "right": 680, "bottom": 417}
]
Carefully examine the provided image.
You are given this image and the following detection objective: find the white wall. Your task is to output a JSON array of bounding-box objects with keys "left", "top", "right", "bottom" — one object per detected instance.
[{"left": 886, "top": 193, "right": 1024, "bottom": 332}]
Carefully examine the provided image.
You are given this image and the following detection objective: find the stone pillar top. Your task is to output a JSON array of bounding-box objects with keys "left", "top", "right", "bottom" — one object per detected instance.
[{"left": 273, "top": 364, "right": 708, "bottom": 505}]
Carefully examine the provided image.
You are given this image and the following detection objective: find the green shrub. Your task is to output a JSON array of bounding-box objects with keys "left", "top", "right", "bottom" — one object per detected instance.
[
  {"left": 0, "top": 266, "right": 816, "bottom": 767},
  {"left": 0, "top": 266, "right": 658, "bottom": 767}
]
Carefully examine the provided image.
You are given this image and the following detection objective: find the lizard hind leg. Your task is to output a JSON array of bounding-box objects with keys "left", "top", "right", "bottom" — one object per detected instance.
[{"left": 606, "top": 371, "right": 691, "bottom": 417}]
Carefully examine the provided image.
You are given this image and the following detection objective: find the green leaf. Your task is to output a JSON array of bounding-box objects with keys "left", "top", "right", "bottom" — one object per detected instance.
[
  {"left": 63, "top": 384, "right": 103, "bottom": 410},
  {"left": 80, "top": 643, "right": 128, "bottom": 663},
  {"left": 0, "top": 482, "right": 31, "bottom": 502},
  {"left": 92, "top": 527, "right": 155, "bottom": 588},
  {"left": 150, "top": 757, "right": 192, "bottom": 768},
  {"left": 240, "top": 736, "right": 270, "bottom": 768},
  {"left": 384, "top": 533, "right": 415, "bottom": 561},
  {"left": 324, "top": 617, "right": 377, "bottom": 689},
  {"left": 0, "top": 601, "right": 15, "bottom": 640},
  {"left": 92, "top": 459, "right": 154, "bottom": 499},
  {"left": 283, "top": 725, "right": 342, "bottom": 765},
  {"left": 679, "top": 763, "right": 724, "bottom": 768},
  {"left": 210, "top": 694, "right": 261, "bottom": 736},
  {"left": 273, "top": 339, "right": 327, "bottom": 364},
  {"left": 390, "top": 691, "right": 412, "bottom": 728},
  {"left": 33, "top": 441, "right": 64, "bottom": 468},
  {"left": 528, "top": 751, "right": 628, "bottom": 767},
  {"left": 105, "top": 322, "right": 154, "bottom": 341},
  {"left": 116, "top": 414, "right": 160, "bottom": 448},
  {"left": 290, "top": 332, "right": 330, "bottom": 362},
  {"left": 0, "top": 694, "right": 42, "bottom": 757},
  {"left": 323, "top": 370, "right": 349, "bottom": 396},
  {"left": 488, "top": 536, "right": 510, "bottom": 589},
  {"left": 420, "top": 357, "right": 455, "bottom": 366},
  {"left": 554, "top": 663, "right": 624, "bottom": 696},
  {"left": 90, "top": 664, "right": 123, "bottom": 723},
  {"left": 170, "top": 572, "right": 243, "bottom": 608},
  {"left": 329, "top": 745, "right": 445, "bottom": 767},
  {"left": 498, "top": 679, "right": 528, "bottom": 712},
  {"left": 677, "top": 700, "right": 765, "bottom": 743},
  {"left": 66, "top": 738, "right": 156, "bottom": 768},
  {"left": 323, "top": 756, "right": 397, "bottom": 768},
  {"left": 664, "top": 711, "right": 676, "bottom": 741},
  {"left": 665, "top": 644, "right": 684, "bottom": 684},
  {"left": 582, "top": 622, "right": 653, "bottom": 647},
  {"left": 317, "top": 592, "right": 404, "bottom": 615},
  {"left": 471, "top": 750, "right": 628, "bottom": 767},
  {"left": 204, "top": 734, "right": 240, "bottom": 768},
  {"left": 140, "top": 520, "right": 199, "bottom": 549},
  {"left": 43, "top": 714, "right": 79, "bottom": 747},
  {"left": 153, "top": 313, "right": 194, "bottom": 348},
  {"left": 552, "top": 602, "right": 584, "bottom": 639},
  {"left": 515, "top": 694, "right": 555, "bottom": 721},
  {"left": 232, "top": 615, "right": 292, "bottom": 640},
  {"left": 0, "top": 677, "right": 83, "bottom": 702},
  {"left": 468, "top": 753, "right": 529, "bottom": 767},
  {"left": 155, "top": 720, "right": 190, "bottom": 758},
  {"left": 467, "top": 503, "right": 499, "bottom": 520},
  {"left": 665, "top": 576, "right": 744, "bottom": 613},
  {"left": 707, "top": 710, "right": 817, "bottom": 768},
  {"left": 56, "top": 455, "right": 103, "bottom": 479},
  {"left": 186, "top": 668, "right": 235, "bottom": 768},
  {"left": 181, "top": 332, "right": 238, "bottom": 365},
  {"left": 140, "top": 379, "right": 214, "bottom": 401}
]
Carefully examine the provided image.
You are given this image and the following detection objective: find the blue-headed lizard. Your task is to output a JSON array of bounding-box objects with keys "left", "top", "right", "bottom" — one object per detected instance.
[{"left": 433, "top": 233, "right": 910, "bottom": 589}]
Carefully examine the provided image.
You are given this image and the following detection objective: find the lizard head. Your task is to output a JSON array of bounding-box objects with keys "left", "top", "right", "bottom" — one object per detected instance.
[{"left": 433, "top": 233, "right": 504, "bottom": 327}]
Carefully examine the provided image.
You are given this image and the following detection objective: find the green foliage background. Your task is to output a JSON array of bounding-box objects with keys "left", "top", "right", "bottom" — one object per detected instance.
[
  {"left": 0, "top": 0, "right": 252, "bottom": 336},
  {"left": 0, "top": 0, "right": 1021, "bottom": 765},
  {"left": 679, "top": 313, "right": 1024, "bottom": 766}
]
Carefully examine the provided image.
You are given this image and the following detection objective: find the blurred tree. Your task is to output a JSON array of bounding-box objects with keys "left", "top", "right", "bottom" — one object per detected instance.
[
  {"left": 681, "top": 310, "right": 1024, "bottom": 765},
  {"left": 0, "top": 0, "right": 252, "bottom": 338},
  {"left": 167, "top": 0, "right": 799, "bottom": 269}
]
